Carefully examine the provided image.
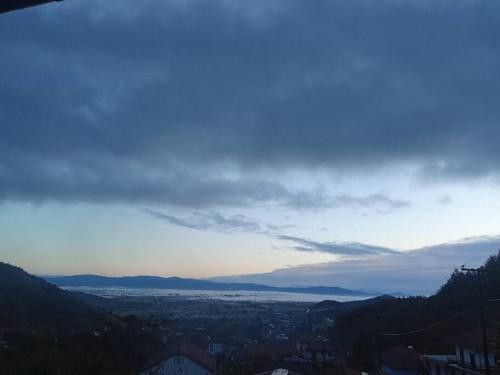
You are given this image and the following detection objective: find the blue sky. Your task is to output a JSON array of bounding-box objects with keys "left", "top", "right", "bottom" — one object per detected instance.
[{"left": 2, "top": 0, "right": 500, "bottom": 294}]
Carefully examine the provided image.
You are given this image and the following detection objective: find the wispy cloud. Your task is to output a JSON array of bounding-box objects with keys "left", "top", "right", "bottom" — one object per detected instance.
[
  {"left": 438, "top": 194, "right": 452, "bottom": 205},
  {"left": 277, "top": 234, "right": 398, "bottom": 257},
  {"left": 144, "top": 206, "right": 407, "bottom": 257},
  {"left": 283, "top": 192, "right": 409, "bottom": 211},
  {"left": 144, "top": 208, "right": 264, "bottom": 233},
  {"left": 330, "top": 194, "right": 409, "bottom": 209},
  {"left": 144, "top": 204, "right": 405, "bottom": 241}
]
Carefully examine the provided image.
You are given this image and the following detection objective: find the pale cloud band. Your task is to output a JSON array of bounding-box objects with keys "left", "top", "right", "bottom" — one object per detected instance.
[{"left": 214, "top": 236, "right": 500, "bottom": 294}]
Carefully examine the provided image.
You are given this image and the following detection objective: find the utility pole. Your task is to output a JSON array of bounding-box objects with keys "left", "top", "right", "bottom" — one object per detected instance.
[
  {"left": 461, "top": 266, "right": 490, "bottom": 375},
  {"left": 408, "top": 346, "right": 419, "bottom": 375},
  {"left": 376, "top": 314, "right": 382, "bottom": 370}
]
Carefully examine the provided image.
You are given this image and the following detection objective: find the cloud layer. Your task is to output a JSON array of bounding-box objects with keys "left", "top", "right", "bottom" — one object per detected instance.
[
  {"left": 144, "top": 208, "right": 405, "bottom": 256},
  {"left": 213, "top": 235, "right": 500, "bottom": 294},
  {"left": 277, "top": 235, "right": 398, "bottom": 257},
  {"left": 2, "top": 0, "right": 500, "bottom": 208}
]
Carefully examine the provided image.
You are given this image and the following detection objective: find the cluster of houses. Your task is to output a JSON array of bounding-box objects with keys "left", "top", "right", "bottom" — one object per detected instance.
[
  {"left": 138, "top": 326, "right": 499, "bottom": 375},
  {"left": 139, "top": 340, "right": 217, "bottom": 375},
  {"left": 382, "top": 327, "right": 499, "bottom": 375},
  {"left": 139, "top": 338, "right": 339, "bottom": 375}
]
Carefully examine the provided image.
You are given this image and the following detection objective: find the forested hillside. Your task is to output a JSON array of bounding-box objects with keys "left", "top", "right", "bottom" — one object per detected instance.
[
  {"left": 334, "top": 250, "right": 500, "bottom": 369},
  {"left": 0, "top": 262, "right": 108, "bottom": 332},
  {"left": 0, "top": 262, "right": 162, "bottom": 375}
]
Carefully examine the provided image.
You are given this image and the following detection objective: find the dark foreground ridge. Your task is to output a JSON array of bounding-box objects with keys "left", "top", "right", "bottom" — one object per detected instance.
[
  {"left": 0, "top": 261, "right": 163, "bottom": 375},
  {"left": 44, "top": 274, "right": 378, "bottom": 297},
  {"left": 2, "top": 253, "right": 500, "bottom": 375},
  {"left": 0, "top": 261, "right": 104, "bottom": 332}
]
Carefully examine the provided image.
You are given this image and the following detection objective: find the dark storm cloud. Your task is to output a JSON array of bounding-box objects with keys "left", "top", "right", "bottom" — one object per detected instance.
[
  {"left": 2, "top": 0, "right": 500, "bottom": 206},
  {"left": 0, "top": 155, "right": 405, "bottom": 209},
  {"left": 277, "top": 234, "right": 398, "bottom": 257}
]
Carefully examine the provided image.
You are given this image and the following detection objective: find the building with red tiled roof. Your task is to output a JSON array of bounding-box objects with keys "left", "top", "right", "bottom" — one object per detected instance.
[{"left": 140, "top": 340, "right": 216, "bottom": 375}]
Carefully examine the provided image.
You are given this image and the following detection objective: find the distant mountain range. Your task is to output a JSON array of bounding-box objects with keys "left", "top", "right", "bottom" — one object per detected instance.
[{"left": 44, "top": 274, "right": 377, "bottom": 297}]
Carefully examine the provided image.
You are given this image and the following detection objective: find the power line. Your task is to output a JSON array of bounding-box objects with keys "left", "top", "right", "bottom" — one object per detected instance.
[
  {"left": 378, "top": 298, "right": 500, "bottom": 338},
  {"left": 379, "top": 303, "right": 479, "bottom": 337}
]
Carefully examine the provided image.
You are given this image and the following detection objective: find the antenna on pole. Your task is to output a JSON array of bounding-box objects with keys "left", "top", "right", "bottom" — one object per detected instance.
[{"left": 461, "top": 265, "right": 490, "bottom": 375}]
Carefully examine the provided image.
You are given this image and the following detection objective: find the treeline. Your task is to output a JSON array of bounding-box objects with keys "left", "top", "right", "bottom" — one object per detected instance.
[
  {"left": 0, "top": 321, "right": 163, "bottom": 375},
  {"left": 333, "top": 250, "right": 500, "bottom": 370},
  {"left": 0, "top": 262, "right": 163, "bottom": 375}
]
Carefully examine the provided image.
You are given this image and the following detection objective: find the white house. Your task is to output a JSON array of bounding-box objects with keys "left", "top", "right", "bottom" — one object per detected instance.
[
  {"left": 255, "top": 369, "right": 303, "bottom": 375},
  {"left": 140, "top": 340, "right": 216, "bottom": 375},
  {"left": 208, "top": 342, "right": 224, "bottom": 355},
  {"left": 424, "top": 327, "right": 499, "bottom": 375},
  {"left": 424, "top": 354, "right": 456, "bottom": 375},
  {"left": 302, "top": 342, "right": 336, "bottom": 363},
  {"left": 448, "top": 327, "right": 498, "bottom": 375}
]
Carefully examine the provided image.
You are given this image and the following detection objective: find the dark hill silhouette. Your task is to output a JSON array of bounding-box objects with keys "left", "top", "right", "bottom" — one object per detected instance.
[
  {"left": 44, "top": 274, "right": 377, "bottom": 297},
  {"left": 307, "top": 295, "right": 397, "bottom": 321},
  {"left": 333, "top": 250, "right": 500, "bottom": 361},
  {"left": 0, "top": 262, "right": 162, "bottom": 375},
  {"left": 310, "top": 294, "right": 395, "bottom": 312},
  {"left": 429, "top": 250, "right": 500, "bottom": 316},
  {"left": 0, "top": 261, "right": 108, "bottom": 333}
]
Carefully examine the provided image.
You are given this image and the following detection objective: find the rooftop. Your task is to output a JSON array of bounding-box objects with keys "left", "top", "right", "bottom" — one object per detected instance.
[{"left": 141, "top": 340, "right": 216, "bottom": 372}]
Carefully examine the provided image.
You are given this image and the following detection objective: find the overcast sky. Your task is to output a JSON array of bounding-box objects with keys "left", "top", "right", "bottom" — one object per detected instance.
[{"left": 2, "top": 0, "right": 500, "bottom": 294}]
